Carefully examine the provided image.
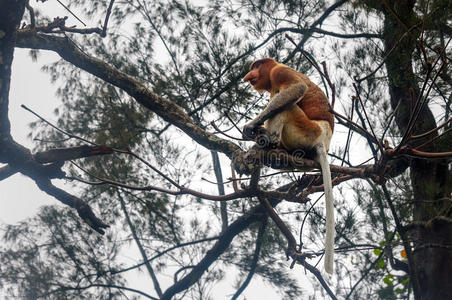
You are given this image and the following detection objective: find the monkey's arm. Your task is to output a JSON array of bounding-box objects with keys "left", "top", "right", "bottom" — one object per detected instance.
[{"left": 243, "top": 82, "right": 307, "bottom": 139}]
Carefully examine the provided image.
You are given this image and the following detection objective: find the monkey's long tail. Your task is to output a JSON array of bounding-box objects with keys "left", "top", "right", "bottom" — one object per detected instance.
[{"left": 317, "top": 144, "right": 334, "bottom": 274}]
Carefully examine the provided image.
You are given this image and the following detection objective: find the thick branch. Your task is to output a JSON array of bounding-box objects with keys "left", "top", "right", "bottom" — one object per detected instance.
[
  {"left": 0, "top": 0, "right": 26, "bottom": 139},
  {"left": 31, "top": 176, "right": 109, "bottom": 234},
  {"left": 0, "top": 164, "right": 18, "bottom": 181},
  {"left": 0, "top": 2, "right": 107, "bottom": 234},
  {"left": 235, "top": 148, "right": 376, "bottom": 178},
  {"left": 34, "top": 145, "right": 114, "bottom": 163},
  {"left": 0, "top": 137, "right": 106, "bottom": 233},
  {"left": 15, "top": 30, "right": 241, "bottom": 160}
]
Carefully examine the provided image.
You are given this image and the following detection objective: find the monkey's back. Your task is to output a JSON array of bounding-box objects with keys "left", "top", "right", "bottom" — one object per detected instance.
[
  {"left": 271, "top": 65, "right": 334, "bottom": 131},
  {"left": 298, "top": 83, "right": 334, "bottom": 131}
]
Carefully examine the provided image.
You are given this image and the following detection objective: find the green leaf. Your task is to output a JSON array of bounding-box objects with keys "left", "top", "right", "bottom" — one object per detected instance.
[
  {"left": 401, "top": 277, "right": 410, "bottom": 286},
  {"left": 383, "top": 274, "right": 394, "bottom": 285},
  {"left": 373, "top": 249, "right": 382, "bottom": 256}
]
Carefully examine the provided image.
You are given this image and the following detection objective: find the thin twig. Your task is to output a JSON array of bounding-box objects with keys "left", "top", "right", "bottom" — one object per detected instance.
[
  {"left": 21, "top": 104, "right": 96, "bottom": 145},
  {"left": 25, "top": 0, "right": 35, "bottom": 28},
  {"left": 341, "top": 94, "right": 355, "bottom": 166},
  {"left": 353, "top": 83, "right": 384, "bottom": 155},
  {"left": 210, "top": 121, "right": 245, "bottom": 141},
  {"left": 409, "top": 118, "right": 452, "bottom": 140},
  {"left": 70, "top": 161, "right": 250, "bottom": 202},
  {"left": 300, "top": 260, "right": 337, "bottom": 300},
  {"left": 415, "top": 127, "right": 452, "bottom": 150},
  {"left": 299, "top": 193, "right": 324, "bottom": 250},
  {"left": 331, "top": 109, "right": 379, "bottom": 144},
  {"left": 101, "top": 0, "right": 115, "bottom": 37},
  {"left": 56, "top": 0, "right": 86, "bottom": 26},
  {"left": 397, "top": 38, "right": 451, "bottom": 149},
  {"left": 231, "top": 218, "right": 267, "bottom": 300},
  {"left": 258, "top": 196, "right": 297, "bottom": 255},
  {"left": 381, "top": 184, "right": 420, "bottom": 296},
  {"left": 355, "top": 27, "right": 419, "bottom": 83}
]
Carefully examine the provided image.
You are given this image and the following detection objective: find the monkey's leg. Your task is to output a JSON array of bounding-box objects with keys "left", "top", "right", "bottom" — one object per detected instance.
[
  {"left": 280, "top": 105, "right": 322, "bottom": 150},
  {"left": 263, "top": 113, "right": 285, "bottom": 149}
]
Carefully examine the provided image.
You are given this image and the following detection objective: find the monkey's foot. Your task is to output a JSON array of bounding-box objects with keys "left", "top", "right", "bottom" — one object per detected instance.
[
  {"left": 253, "top": 128, "right": 278, "bottom": 149},
  {"left": 232, "top": 150, "right": 261, "bottom": 175},
  {"left": 268, "top": 132, "right": 280, "bottom": 149}
]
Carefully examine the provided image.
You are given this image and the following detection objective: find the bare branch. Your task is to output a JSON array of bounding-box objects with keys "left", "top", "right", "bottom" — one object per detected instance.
[
  {"left": 0, "top": 164, "right": 17, "bottom": 181},
  {"left": 101, "top": 0, "right": 115, "bottom": 37},
  {"left": 33, "top": 145, "right": 113, "bottom": 163},
  {"left": 0, "top": 1, "right": 109, "bottom": 235},
  {"left": 160, "top": 201, "right": 267, "bottom": 300},
  {"left": 21, "top": 104, "right": 96, "bottom": 145},
  {"left": 71, "top": 161, "right": 251, "bottom": 201},
  {"left": 299, "top": 260, "right": 337, "bottom": 300},
  {"left": 32, "top": 176, "right": 109, "bottom": 234},
  {"left": 117, "top": 191, "right": 163, "bottom": 297},
  {"left": 55, "top": 0, "right": 86, "bottom": 26}
]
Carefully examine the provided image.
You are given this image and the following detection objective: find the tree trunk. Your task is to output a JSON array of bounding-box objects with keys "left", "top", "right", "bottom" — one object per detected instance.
[
  {"left": 0, "top": 0, "right": 26, "bottom": 139},
  {"left": 382, "top": 1, "right": 452, "bottom": 299}
]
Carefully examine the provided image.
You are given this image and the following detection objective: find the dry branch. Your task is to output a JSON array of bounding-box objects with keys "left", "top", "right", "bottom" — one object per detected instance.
[{"left": 34, "top": 145, "right": 114, "bottom": 163}]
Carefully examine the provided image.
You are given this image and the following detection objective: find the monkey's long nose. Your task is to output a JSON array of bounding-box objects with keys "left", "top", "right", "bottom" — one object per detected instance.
[{"left": 243, "top": 72, "right": 255, "bottom": 83}]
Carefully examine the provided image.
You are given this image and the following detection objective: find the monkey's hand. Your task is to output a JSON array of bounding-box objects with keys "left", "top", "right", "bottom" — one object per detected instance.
[{"left": 243, "top": 122, "right": 263, "bottom": 140}]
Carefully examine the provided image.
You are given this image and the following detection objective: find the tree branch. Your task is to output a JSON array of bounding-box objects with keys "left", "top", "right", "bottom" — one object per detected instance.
[
  {"left": 33, "top": 145, "right": 114, "bottom": 163},
  {"left": 0, "top": 164, "right": 18, "bottom": 181},
  {"left": 15, "top": 30, "right": 241, "bottom": 160},
  {"left": 0, "top": 4, "right": 108, "bottom": 234}
]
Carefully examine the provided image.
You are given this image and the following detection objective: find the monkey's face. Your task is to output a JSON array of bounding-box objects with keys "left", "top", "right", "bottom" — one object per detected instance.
[
  {"left": 243, "top": 61, "right": 274, "bottom": 93},
  {"left": 243, "top": 65, "right": 271, "bottom": 93}
]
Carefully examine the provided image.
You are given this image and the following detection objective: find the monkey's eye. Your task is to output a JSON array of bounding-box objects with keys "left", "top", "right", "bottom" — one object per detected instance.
[{"left": 250, "top": 61, "right": 263, "bottom": 70}]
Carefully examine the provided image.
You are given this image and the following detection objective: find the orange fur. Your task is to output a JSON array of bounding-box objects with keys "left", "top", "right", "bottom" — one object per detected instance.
[{"left": 244, "top": 58, "right": 334, "bottom": 150}]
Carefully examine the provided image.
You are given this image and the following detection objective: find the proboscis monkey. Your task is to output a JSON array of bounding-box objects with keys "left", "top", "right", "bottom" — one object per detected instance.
[{"left": 242, "top": 58, "right": 335, "bottom": 274}]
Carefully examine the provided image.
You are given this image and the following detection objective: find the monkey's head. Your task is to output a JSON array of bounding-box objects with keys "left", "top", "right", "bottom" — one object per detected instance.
[{"left": 243, "top": 58, "right": 278, "bottom": 93}]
